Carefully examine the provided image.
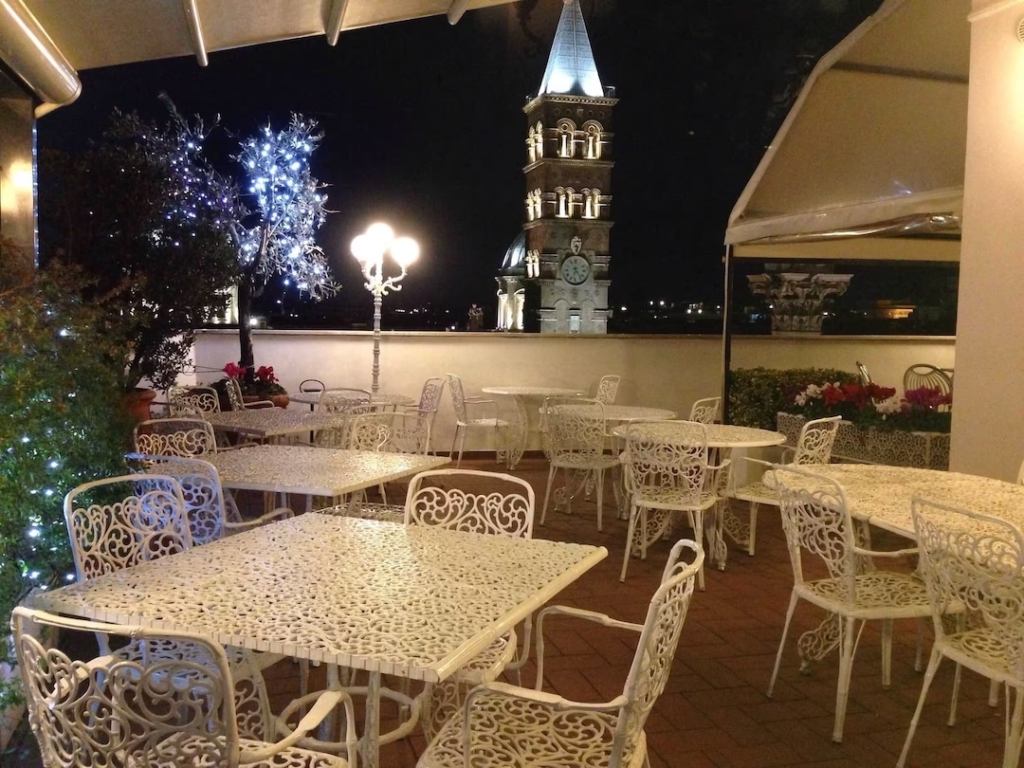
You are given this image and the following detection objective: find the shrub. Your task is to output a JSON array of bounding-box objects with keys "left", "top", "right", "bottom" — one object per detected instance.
[
  {"left": 728, "top": 367, "right": 858, "bottom": 429},
  {"left": 0, "top": 263, "right": 131, "bottom": 706}
]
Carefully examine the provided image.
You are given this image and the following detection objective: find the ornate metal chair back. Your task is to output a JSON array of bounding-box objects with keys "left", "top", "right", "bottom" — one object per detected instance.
[
  {"left": 595, "top": 374, "right": 621, "bottom": 405},
  {"left": 223, "top": 378, "right": 247, "bottom": 411},
  {"left": 688, "top": 396, "right": 720, "bottom": 425},
  {"left": 543, "top": 397, "right": 607, "bottom": 463},
  {"left": 793, "top": 415, "right": 842, "bottom": 465},
  {"left": 417, "top": 376, "right": 446, "bottom": 414},
  {"left": 622, "top": 420, "right": 709, "bottom": 504},
  {"left": 903, "top": 364, "right": 953, "bottom": 398},
  {"left": 405, "top": 469, "right": 535, "bottom": 539},
  {"left": 168, "top": 385, "right": 220, "bottom": 416},
  {"left": 299, "top": 378, "right": 326, "bottom": 394},
  {"left": 912, "top": 496, "right": 1024, "bottom": 678},
  {"left": 615, "top": 540, "right": 703, "bottom": 765},
  {"left": 856, "top": 361, "right": 872, "bottom": 386},
  {"left": 446, "top": 373, "right": 470, "bottom": 423},
  {"left": 390, "top": 411, "right": 431, "bottom": 454},
  {"left": 774, "top": 466, "right": 859, "bottom": 603},
  {"left": 345, "top": 412, "right": 394, "bottom": 452},
  {"left": 129, "top": 454, "right": 231, "bottom": 547},
  {"left": 64, "top": 474, "right": 192, "bottom": 582},
  {"left": 133, "top": 417, "right": 217, "bottom": 457},
  {"left": 12, "top": 607, "right": 243, "bottom": 768}
]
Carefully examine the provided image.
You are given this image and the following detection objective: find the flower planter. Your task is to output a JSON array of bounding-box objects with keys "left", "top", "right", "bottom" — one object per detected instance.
[
  {"left": 777, "top": 412, "right": 950, "bottom": 470},
  {"left": 121, "top": 387, "right": 157, "bottom": 423}
]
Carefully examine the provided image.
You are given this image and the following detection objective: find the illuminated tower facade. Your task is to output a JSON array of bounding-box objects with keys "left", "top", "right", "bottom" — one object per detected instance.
[{"left": 497, "top": 0, "right": 616, "bottom": 334}]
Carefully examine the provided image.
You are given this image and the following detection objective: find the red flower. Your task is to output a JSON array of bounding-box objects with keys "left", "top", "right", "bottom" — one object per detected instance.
[
  {"left": 903, "top": 386, "right": 951, "bottom": 411},
  {"left": 255, "top": 365, "right": 277, "bottom": 384},
  {"left": 223, "top": 362, "right": 246, "bottom": 379},
  {"left": 821, "top": 384, "right": 846, "bottom": 407},
  {"left": 866, "top": 383, "right": 896, "bottom": 401}
]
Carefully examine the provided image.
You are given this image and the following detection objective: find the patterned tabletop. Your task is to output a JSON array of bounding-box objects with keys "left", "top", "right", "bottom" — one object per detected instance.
[
  {"left": 778, "top": 464, "right": 1024, "bottom": 539},
  {"left": 546, "top": 404, "right": 677, "bottom": 423},
  {"left": 611, "top": 422, "right": 787, "bottom": 449},
  {"left": 208, "top": 444, "right": 448, "bottom": 496},
  {"left": 30, "top": 514, "right": 607, "bottom": 683},
  {"left": 204, "top": 408, "right": 349, "bottom": 438},
  {"left": 482, "top": 386, "right": 585, "bottom": 397},
  {"left": 289, "top": 392, "right": 415, "bottom": 407}
]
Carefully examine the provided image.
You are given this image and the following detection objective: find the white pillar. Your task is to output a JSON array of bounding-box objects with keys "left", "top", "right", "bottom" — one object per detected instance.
[{"left": 950, "top": 0, "right": 1024, "bottom": 480}]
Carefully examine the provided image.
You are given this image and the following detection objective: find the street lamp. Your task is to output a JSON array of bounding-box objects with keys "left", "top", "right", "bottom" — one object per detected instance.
[{"left": 350, "top": 222, "right": 419, "bottom": 394}]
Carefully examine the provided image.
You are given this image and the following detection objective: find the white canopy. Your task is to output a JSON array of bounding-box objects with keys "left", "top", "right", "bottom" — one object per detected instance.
[{"left": 725, "top": 0, "right": 970, "bottom": 248}]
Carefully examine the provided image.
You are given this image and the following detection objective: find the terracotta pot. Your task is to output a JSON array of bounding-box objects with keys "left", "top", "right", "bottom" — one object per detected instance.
[{"left": 122, "top": 388, "right": 157, "bottom": 423}]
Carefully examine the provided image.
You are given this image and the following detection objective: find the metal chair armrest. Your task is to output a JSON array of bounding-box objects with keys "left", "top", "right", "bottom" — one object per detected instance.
[
  {"left": 243, "top": 689, "right": 355, "bottom": 764},
  {"left": 243, "top": 400, "right": 276, "bottom": 410},
  {"left": 853, "top": 546, "right": 919, "bottom": 559},
  {"left": 534, "top": 605, "right": 642, "bottom": 690},
  {"left": 223, "top": 506, "right": 293, "bottom": 535}
]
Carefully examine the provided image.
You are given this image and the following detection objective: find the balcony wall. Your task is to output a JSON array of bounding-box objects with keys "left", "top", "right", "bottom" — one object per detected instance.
[{"left": 193, "top": 329, "right": 955, "bottom": 452}]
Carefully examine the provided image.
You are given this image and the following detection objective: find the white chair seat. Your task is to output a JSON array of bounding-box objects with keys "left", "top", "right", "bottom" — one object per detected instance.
[
  {"left": 729, "top": 479, "right": 779, "bottom": 506},
  {"left": 138, "top": 735, "right": 348, "bottom": 768},
  {"left": 418, "top": 692, "right": 645, "bottom": 768},
  {"left": 459, "top": 417, "right": 509, "bottom": 429},
  {"left": 633, "top": 488, "right": 719, "bottom": 512},
  {"left": 942, "top": 628, "right": 1019, "bottom": 680},
  {"left": 552, "top": 453, "right": 620, "bottom": 471},
  {"left": 799, "top": 572, "right": 931, "bottom": 619}
]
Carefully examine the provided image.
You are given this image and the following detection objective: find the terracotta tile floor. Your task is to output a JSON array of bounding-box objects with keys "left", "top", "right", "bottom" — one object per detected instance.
[{"left": 8, "top": 456, "right": 1012, "bottom": 767}]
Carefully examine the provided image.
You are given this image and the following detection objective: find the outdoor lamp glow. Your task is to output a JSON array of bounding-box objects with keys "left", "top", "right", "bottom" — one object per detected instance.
[{"left": 391, "top": 236, "right": 420, "bottom": 268}]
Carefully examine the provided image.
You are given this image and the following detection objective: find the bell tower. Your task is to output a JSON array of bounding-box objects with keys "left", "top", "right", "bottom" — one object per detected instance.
[{"left": 523, "top": 0, "right": 616, "bottom": 334}]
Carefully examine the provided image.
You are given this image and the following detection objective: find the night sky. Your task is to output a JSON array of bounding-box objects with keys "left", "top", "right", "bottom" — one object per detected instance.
[{"left": 38, "top": 0, "right": 881, "bottom": 325}]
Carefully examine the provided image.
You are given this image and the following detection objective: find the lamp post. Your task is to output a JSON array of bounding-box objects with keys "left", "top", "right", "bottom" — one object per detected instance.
[{"left": 350, "top": 223, "right": 419, "bottom": 394}]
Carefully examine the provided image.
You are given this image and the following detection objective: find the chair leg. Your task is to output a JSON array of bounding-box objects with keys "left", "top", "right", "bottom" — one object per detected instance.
[
  {"left": 620, "top": 503, "right": 638, "bottom": 582},
  {"left": 639, "top": 508, "right": 648, "bottom": 560},
  {"left": 1005, "top": 686, "right": 1024, "bottom": 768},
  {"left": 541, "top": 464, "right": 557, "bottom": 526},
  {"left": 768, "top": 591, "right": 798, "bottom": 697},
  {"left": 914, "top": 617, "right": 926, "bottom": 672},
  {"left": 881, "top": 618, "right": 893, "bottom": 689},
  {"left": 991, "top": 678, "right": 1001, "bottom": 707},
  {"left": 595, "top": 468, "right": 605, "bottom": 532},
  {"left": 748, "top": 502, "right": 759, "bottom": 556},
  {"left": 456, "top": 427, "right": 467, "bottom": 468},
  {"left": 832, "top": 616, "right": 858, "bottom": 743},
  {"left": 449, "top": 424, "right": 460, "bottom": 461},
  {"left": 948, "top": 663, "right": 962, "bottom": 726},
  {"left": 897, "top": 647, "right": 943, "bottom": 768},
  {"left": 693, "top": 509, "right": 705, "bottom": 591}
]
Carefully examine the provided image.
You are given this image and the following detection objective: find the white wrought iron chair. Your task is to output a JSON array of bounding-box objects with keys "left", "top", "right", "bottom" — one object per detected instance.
[
  {"left": 688, "top": 396, "right": 721, "bottom": 424},
  {"left": 446, "top": 373, "right": 510, "bottom": 467},
  {"left": 619, "top": 420, "right": 724, "bottom": 588},
  {"left": 12, "top": 607, "right": 355, "bottom": 768},
  {"left": 725, "top": 415, "right": 842, "bottom": 557},
  {"left": 299, "top": 378, "right": 326, "bottom": 394},
  {"left": 417, "top": 538, "right": 704, "bottom": 768},
  {"left": 856, "top": 360, "right": 872, "bottom": 385},
  {"left": 224, "top": 376, "right": 275, "bottom": 410},
  {"left": 133, "top": 417, "right": 217, "bottom": 457},
  {"left": 130, "top": 453, "right": 292, "bottom": 547},
  {"left": 404, "top": 468, "right": 536, "bottom": 740},
  {"left": 396, "top": 376, "right": 445, "bottom": 453},
  {"left": 167, "top": 385, "right": 221, "bottom": 416},
  {"left": 903, "top": 363, "right": 953, "bottom": 400},
  {"left": 898, "top": 498, "right": 1024, "bottom": 768},
  {"left": 768, "top": 466, "right": 931, "bottom": 743},
  {"left": 594, "top": 373, "right": 621, "bottom": 404},
  {"left": 539, "top": 397, "right": 620, "bottom": 533}
]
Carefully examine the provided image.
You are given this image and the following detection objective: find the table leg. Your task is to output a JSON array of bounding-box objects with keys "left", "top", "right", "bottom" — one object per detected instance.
[
  {"left": 361, "top": 671, "right": 382, "bottom": 768},
  {"left": 705, "top": 500, "right": 730, "bottom": 571},
  {"left": 497, "top": 395, "right": 527, "bottom": 469}
]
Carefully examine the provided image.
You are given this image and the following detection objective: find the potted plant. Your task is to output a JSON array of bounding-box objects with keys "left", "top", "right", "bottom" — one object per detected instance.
[{"left": 218, "top": 363, "right": 289, "bottom": 409}]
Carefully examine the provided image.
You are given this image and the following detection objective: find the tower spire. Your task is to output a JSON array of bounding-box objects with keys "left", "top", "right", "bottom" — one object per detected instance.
[{"left": 537, "top": 0, "right": 604, "bottom": 98}]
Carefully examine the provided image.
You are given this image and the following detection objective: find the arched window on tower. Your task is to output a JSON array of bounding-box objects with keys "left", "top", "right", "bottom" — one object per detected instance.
[
  {"left": 565, "top": 187, "right": 577, "bottom": 218},
  {"left": 583, "top": 121, "right": 603, "bottom": 160},
  {"left": 555, "top": 187, "right": 569, "bottom": 218},
  {"left": 534, "top": 121, "right": 544, "bottom": 159},
  {"left": 557, "top": 120, "right": 576, "bottom": 159},
  {"left": 525, "top": 193, "right": 535, "bottom": 221},
  {"left": 585, "top": 188, "right": 601, "bottom": 219},
  {"left": 527, "top": 126, "right": 537, "bottom": 163},
  {"left": 532, "top": 189, "right": 544, "bottom": 220}
]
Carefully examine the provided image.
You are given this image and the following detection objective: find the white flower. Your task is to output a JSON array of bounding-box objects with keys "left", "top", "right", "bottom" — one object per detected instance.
[{"left": 875, "top": 395, "right": 902, "bottom": 415}]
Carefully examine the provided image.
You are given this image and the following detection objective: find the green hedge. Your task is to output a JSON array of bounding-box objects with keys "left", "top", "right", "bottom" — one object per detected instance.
[{"left": 728, "top": 367, "right": 859, "bottom": 430}]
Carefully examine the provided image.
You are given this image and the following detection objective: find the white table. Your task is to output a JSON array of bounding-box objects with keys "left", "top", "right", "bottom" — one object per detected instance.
[
  {"left": 550, "top": 404, "right": 677, "bottom": 424},
  {"left": 290, "top": 392, "right": 415, "bottom": 410},
  {"left": 611, "top": 422, "right": 786, "bottom": 569},
  {"left": 31, "top": 514, "right": 607, "bottom": 768},
  {"left": 482, "top": 385, "right": 585, "bottom": 468},
  {"left": 209, "top": 444, "right": 448, "bottom": 512},
  {"left": 777, "top": 464, "right": 1024, "bottom": 539},
  {"left": 205, "top": 408, "right": 350, "bottom": 440}
]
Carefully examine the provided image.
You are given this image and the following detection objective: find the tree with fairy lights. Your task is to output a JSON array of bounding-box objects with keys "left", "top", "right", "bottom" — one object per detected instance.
[{"left": 229, "top": 117, "right": 337, "bottom": 371}]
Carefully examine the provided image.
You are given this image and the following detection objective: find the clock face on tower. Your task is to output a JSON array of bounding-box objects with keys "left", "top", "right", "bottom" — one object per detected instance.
[{"left": 560, "top": 254, "right": 591, "bottom": 285}]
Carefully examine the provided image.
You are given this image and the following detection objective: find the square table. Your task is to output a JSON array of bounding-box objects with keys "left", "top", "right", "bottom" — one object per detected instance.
[
  {"left": 30, "top": 514, "right": 607, "bottom": 767},
  {"left": 205, "top": 408, "right": 350, "bottom": 440},
  {"left": 208, "top": 444, "right": 449, "bottom": 512}
]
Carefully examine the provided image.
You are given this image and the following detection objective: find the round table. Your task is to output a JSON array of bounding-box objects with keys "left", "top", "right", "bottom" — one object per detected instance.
[
  {"left": 482, "top": 386, "right": 585, "bottom": 468},
  {"left": 777, "top": 464, "right": 1024, "bottom": 540},
  {"left": 555, "top": 404, "right": 677, "bottom": 423},
  {"left": 289, "top": 391, "right": 415, "bottom": 411},
  {"left": 612, "top": 422, "right": 786, "bottom": 570}
]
